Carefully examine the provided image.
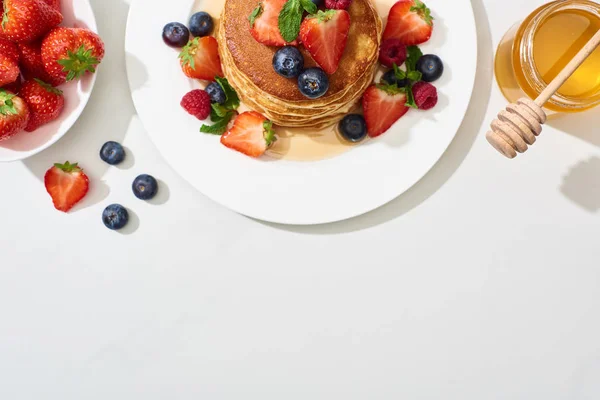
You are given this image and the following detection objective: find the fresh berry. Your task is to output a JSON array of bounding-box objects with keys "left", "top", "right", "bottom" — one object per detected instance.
[
  {"left": 299, "top": 9, "right": 350, "bottom": 74},
  {"left": 250, "top": 0, "right": 297, "bottom": 47},
  {"left": 2, "top": 76, "right": 22, "bottom": 93},
  {"left": 162, "top": 22, "right": 190, "bottom": 48},
  {"left": 0, "top": 38, "right": 19, "bottom": 64},
  {"left": 99, "top": 141, "right": 126, "bottom": 165},
  {"left": 132, "top": 174, "right": 159, "bottom": 200},
  {"left": 416, "top": 54, "right": 443, "bottom": 82},
  {"left": 18, "top": 41, "right": 62, "bottom": 86},
  {"left": 381, "top": 69, "right": 408, "bottom": 87},
  {"left": 0, "top": 89, "right": 29, "bottom": 141},
  {"left": 0, "top": 53, "right": 19, "bottom": 87},
  {"left": 1, "top": 0, "right": 63, "bottom": 43},
  {"left": 102, "top": 204, "right": 129, "bottom": 231},
  {"left": 382, "top": 0, "right": 433, "bottom": 45},
  {"left": 311, "top": 0, "right": 324, "bottom": 6},
  {"left": 179, "top": 36, "right": 223, "bottom": 81},
  {"left": 189, "top": 12, "right": 214, "bottom": 37},
  {"left": 20, "top": 79, "right": 64, "bottom": 132},
  {"left": 181, "top": 89, "right": 211, "bottom": 120},
  {"left": 43, "top": 0, "right": 61, "bottom": 11},
  {"left": 41, "top": 28, "right": 105, "bottom": 85},
  {"left": 412, "top": 81, "right": 437, "bottom": 110},
  {"left": 297, "top": 67, "right": 329, "bottom": 99},
  {"left": 272, "top": 46, "right": 304, "bottom": 78},
  {"left": 205, "top": 81, "right": 226, "bottom": 104},
  {"left": 339, "top": 114, "right": 367, "bottom": 142},
  {"left": 44, "top": 161, "right": 89, "bottom": 212},
  {"left": 325, "top": 0, "right": 352, "bottom": 10},
  {"left": 362, "top": 84, "right": 409, "bottom": 137},
  {"left": 379, "top": 39, "right": 407, "bottom": 68},
  {"left": 220, "top": 111, "right": 276, "bottom": 158}
]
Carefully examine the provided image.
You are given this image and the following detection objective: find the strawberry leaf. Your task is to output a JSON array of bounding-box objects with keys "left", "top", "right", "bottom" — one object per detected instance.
[
  {"left": 0, "top": 89, "right": 17, "bottom": 115},
  {"left": 54, "top": 161, "right": 82, "bottom": 173},
  {"left": 263, "top": 120, "right": 277, "bottom": 146},
  {"left": 376, "top": 83, "right": 404, "bottom": 96},
  {"left": 279, "top": 0, "right": 302, "bottom": 43},
  {"left": 34, "top": 78, "right": 63, "bottom": 95},
  {"left": 56, "top": 45, "right": 100, "bottom": 81},
  {"left": 410, "top": 0, "right": 434, "bottom": 26},
  {"left": 179, "top": 38, "right": 199, "bottom": 70},
  {"left": 249, "top": 3, "right": 263, "bottom": 27}
]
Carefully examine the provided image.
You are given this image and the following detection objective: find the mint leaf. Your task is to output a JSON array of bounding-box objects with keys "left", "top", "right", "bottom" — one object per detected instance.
[
  {"left": 249, "top": 3, "right": 263, "bottom": 27},
  {"left": 404, "top": 85, "right": 418, "bottom": 109},
  {"left": 300, "top": 0, "right": 317, "bottom": 14},
  {"left": 393, "top": 63, "right": 406, "bottom": 80},
  {"left": 215, "top": 76, "right": 240, "bottom": 110},
  {"left": 407, "top": 70, "right": 422, "bottom": 82},
  {"left": 201, "top": 111, "right": 235, "bottom": 135},
  {"left": 211, "top": 103, "right": 230, "bottom": 119},
  {"left": 405, "top": 45, "right": 423, "bottom": 72},
  {"left": 279, "top": 0, "right": 302, "bottom": 43}
]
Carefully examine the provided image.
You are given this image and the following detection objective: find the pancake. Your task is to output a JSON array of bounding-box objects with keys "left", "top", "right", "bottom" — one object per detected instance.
[{"left": 218, "top": 0, "right": 382, "bottom": 128}]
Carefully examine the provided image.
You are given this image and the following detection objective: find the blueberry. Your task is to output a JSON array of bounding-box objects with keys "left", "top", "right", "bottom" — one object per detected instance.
[
  {"left": 297, "top": 67, "right": 329, "bottom": 99},
  {"left": 273, "top": 46, "right": 304, "bottom": 78},
  {"left": 339, "top": 114, "right": 367, "bottom": 142},
  {"left": 205, "top": 82, "right": 226, "bottom": 104},
  {"left": 189, "top": 12, "right": 213, "bottom": 37},
  {"left": 102, "top": 204, "right": 129, "bottom": 231},
  {"left": 99, "top": 141, "right": 126, "bottom": 165},
  {"left": 132, "top": 174, "right": 158, "bottom": 200},
  {"left": 162, "top": 22, "right": 190, "bottom": 48},
  {"left": 381, "top": 70, "right": 409, "bottom": 87},
  {"left": 416, "top": 54, "right": 444, "bottom": 82},
  {"left": 311, "top": 0, "right": 324, "bottom": 7}
]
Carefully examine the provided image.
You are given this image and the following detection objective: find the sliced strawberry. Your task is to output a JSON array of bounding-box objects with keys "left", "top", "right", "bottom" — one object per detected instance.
[
  {"left": 0, "top": 53, "right": 19, "bottom": 87},
  {"left": 382, "top": 0, "right": 433, "bottom": 45},
  {"left": 362, "top": 84, "right": 409, "bottom": 137},
  {"left": 220, "top": 111, "right": 276, "bottom": 157},
  {"left": 250, "top": 0, "right": 297, "bottom": 47},
  {"left": 299, "top": 9, "right": 350, "bottom": 74},
  {"left": 179, "top": 36, "right": 223, "bottom": 81},
  {"left": 44, "top": 161, "right": 89, "bottom": 212}
]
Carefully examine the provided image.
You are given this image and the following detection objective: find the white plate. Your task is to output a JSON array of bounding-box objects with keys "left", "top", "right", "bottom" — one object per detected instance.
[
  {"left": 0, "top": 0, "right": 98, "bottom": 163},
  {"left": 125, "top": 0, "right": 477, "bottom": 225}
]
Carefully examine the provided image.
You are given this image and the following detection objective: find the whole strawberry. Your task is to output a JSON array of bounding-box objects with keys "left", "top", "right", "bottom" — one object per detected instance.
[
  {"left": 43, "top": 0, "right": 60, "bottom": 11},
  {"left": 18, "top": 41, "right": 61, "bottom": 86},
  {"left": 0, "top": 38, "right": 19, "bottom": 64},
  {"left": 1, "top": 0, "right": 63, "bottom": 43},
  {"left": 0, "top": 89, "right": 29, "bottom": 141},
  {"left": 0, "top": 53, "right": 19, "bottom": 87},
  {"left": 41, "top": 27, "right": 105, "bottom": 85},
  {"left": 20, "top": 79, "right": 64, "bottom": 132}
]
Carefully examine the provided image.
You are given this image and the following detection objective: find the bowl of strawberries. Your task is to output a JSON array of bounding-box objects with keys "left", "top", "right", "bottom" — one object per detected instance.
[{"left": 0, "top": 0, "right": 104, "bottom": 162}]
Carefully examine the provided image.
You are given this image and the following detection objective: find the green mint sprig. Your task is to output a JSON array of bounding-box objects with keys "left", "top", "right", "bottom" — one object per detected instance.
[
  {"left": 391, "top": 45, "right": 423, "bottom": 108},
  {"left": 279, "top": 0, "right": 317, "bottom": 43},
  {"left": 200, "top": 77, "right": 241, "bottom": 135}
]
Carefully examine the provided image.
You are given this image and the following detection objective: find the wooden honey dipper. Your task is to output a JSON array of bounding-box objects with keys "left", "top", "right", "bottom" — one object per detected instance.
[{"left": 487, "top": 29, "right": 600, "bottom": 159}]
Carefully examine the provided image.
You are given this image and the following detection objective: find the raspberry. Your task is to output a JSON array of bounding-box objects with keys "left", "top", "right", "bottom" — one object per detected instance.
[
  {"left": 325, "top": 0, "right": 352, "bottom": 10},
  {"left": 379, "top": 39, "right": 407, "bottom": 68},
  {"left": 412, "top": 81, "right": 438, "bottom": 110},
  {"left": 180, "top": 89, "right": 211, "bottom": 120}
]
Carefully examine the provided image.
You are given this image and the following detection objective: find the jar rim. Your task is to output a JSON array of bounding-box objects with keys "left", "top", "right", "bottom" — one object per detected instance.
[{"left": 518, "top": 0, "right": 600, "bottom": 110}]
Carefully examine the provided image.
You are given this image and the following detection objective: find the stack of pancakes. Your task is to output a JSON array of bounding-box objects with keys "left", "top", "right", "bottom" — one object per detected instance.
[{"left": 218, "top": 0, "right": 382, "bottom": 129}]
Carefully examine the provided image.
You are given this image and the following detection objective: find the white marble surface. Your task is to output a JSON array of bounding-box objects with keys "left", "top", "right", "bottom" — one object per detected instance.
[{"left": 1, "top": 0, "right": 599, "bottom": 398}]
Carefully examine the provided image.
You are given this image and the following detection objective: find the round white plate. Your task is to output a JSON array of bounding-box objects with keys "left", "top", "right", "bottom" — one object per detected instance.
[
  {"left": 0, "top": 0, "right": 98, "bottom": 163},
  {"left": 126, "top": 0, "right": 477, "bottom": 225}
]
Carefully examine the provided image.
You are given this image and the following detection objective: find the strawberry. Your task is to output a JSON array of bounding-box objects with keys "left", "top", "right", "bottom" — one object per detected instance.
[
  {"left": 20, "top": 78, "right": 64, "bottom": 131},
  {"left": 299, "top": 10, "right": 350, "bottom": 74},
  {"left": 41, "top": 27, "right": 105, "bottom": 85},
  {"left": 43, "top": 0, "right": 60, "bottom": 11},
  {"left": 179, "top": 36, "right": 223, "bottom": 81},
  {"left": 249, "top": 0, "right": 297, "bottom": 47},
  {"left": 362, "top": 84, "right": 409, "bottom": 137},
  {"left": 220, "top": 111, "right": 276, "bottom": 157},
  {"left": 0, "top": 38, "right": 19, "bottom": 64},
  {"left": 2, "top": 74, "right": 21, "bottom": 93},
  {"left": 18, "top": 41, "right": 61, "bottom": 85},
  {"left": 0, "top": 89, "right": 29, "bottom": 141},
  {"left": 1, "top": 0, "right": 62, "bottom": 43},
  {"left": 382, "top": 0, "right": 433, "bottom": 45},
  {"left": 0, "top": 53, "right": 19, "bottom": 87},
  {"left": 44, "top": 161, "right": 89, "bottom": 213}
]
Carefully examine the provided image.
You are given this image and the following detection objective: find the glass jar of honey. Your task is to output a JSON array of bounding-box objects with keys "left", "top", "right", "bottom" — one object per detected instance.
[{"left": 495, "top": 0, "right": 600, "bottom": 112}]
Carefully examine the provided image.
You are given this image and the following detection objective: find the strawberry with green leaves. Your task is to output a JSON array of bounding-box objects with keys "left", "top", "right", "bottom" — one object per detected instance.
[
  {"left": 382, "top": 0, "right": 433, "bottom": 45},
  {"left": 362, "top": 84, "right": 409, "bottom": 137},
  {"left": 41, "top": 27, "right": 105, "bottom": 85},
  {"left": 20, "top": 78, "right": 64, "bottom": 131},
  {"left": 0, "top": 88, "right": 29, "bottom": 141},
  {"left": 18, "top": 41, "right": 62, "bottom": 86},
  {"left": 277, "top": 0, "right": 317, "bottom": 43},
  {"left": 220, "top": 111, "right": 276, "bottom": 157},
  {"left": 179, "top": 36, "right": 223, "bottom": 81},
  {"left": 44, "top": 161, "right": 89, "bottom": 212},
  {"left": 299, "top": 9, "right": 350, "bottom": 74},
  {"left": 1, "top": 0, "right": 62, "bottom": 43},
  {"left": 0, "top": 52, "right": 19, "bottom": 87}
]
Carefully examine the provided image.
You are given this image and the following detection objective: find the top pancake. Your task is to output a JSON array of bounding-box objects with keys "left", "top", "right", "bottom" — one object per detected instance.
[{"left": 222, "top": 0, "right": 381, "bottom": 102}]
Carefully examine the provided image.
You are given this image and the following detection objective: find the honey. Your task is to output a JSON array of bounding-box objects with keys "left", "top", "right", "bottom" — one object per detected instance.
[{"left": 495, "top": 0, "right": 600, "bottom": 112}]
